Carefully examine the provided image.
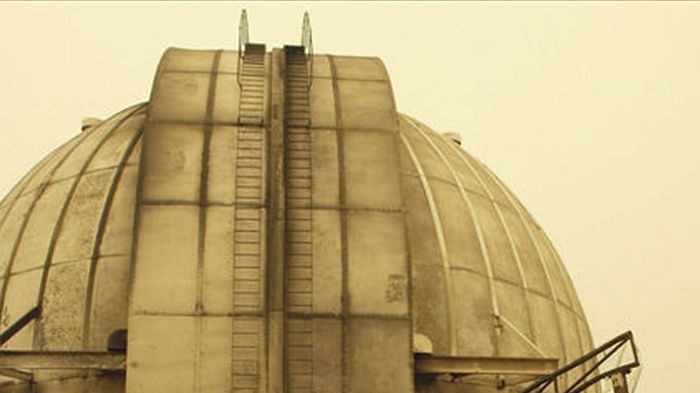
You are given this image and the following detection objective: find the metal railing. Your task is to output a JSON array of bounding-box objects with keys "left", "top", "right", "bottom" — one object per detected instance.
[{"left": 522, "top": 331, "right": 640, "bottom": 393}]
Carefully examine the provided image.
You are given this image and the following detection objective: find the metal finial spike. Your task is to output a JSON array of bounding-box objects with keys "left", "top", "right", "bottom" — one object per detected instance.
[
  {"left": 239, "top": 9, "right": 249, "bottom": 51},
  {"left": 300, "top": 11, "right": 314, "bottom": 89},
  {"left": 301, "top": 11, "right": 312, "bottom": 50},
  {"left": 237, "top": 9, "right": 249, "bottom": 88}
]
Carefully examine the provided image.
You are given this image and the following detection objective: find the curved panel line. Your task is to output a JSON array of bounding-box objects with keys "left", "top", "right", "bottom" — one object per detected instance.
[
  {"left": 82, "top": 116, "right": 146, "bottom": 348},
  {"left": 326, "top": 55, "right": 350, "bottom": 393},
  {"left": 0, "top": 140, "right": 71, "bottom": 240},
  {"left": 387, "top": 91, "right": 417, "bottom": 382},
  {"left": 12, "top": 164, "right": 138, "bottom": 201},
  {"left": 123, "top": 48, "right": 178, "bottom": 308},
  {"left": 433, "top": 130, "right": 562, "bottom": 358},
  {"left": 539, "top": 230, "right": 586, "bottom": 323},
  {"left": 473, "top": 158, "right": 570, "bottom": 366},
  {"left": 0, "top": 131, "right": 92, "bottom": 332},
  {"left": 196, "top": 51, "right": 224, "bottom": 305},
  {"left": 398, "top": 130, "right": 457, "bottom": 356},
  {"left": 402, "top": 117, "right": 500, "bottom": 356},
  {"left": 0, "top": 144, "right": 70, "bottom": 235},
  {"left": 194, "top": 50, "right": 223, "bottom": 393},
  {"left": 427, "top": 127, "right": 540, "bottom": 347},
  {"left": 538, "top": 230, "right": 589, "bottom": 364},
  {"left": 33, "top": 105, "right": 147, "bottom": 348},
  {"left": 537, "top": 229, "right": 577, "bottom": 310}
]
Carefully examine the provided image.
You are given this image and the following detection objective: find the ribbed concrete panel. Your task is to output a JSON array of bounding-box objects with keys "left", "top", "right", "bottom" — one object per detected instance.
[
  {"left": 326, "top": 55, "right": 413, "bottom": 393},
  {"left": 399, "top": 116, "right": 598, "bottom": 392},
  {"left": 127, "top": 48, "right": 270, "bottom": 393},
  {"left": 0, "top": 104, "right": 145, "bottom": 388}
]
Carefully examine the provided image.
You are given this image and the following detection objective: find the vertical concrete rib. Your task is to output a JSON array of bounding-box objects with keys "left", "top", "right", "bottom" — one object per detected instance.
[
  {"left": 82, "top": 119, "right": 145, "bottom": 348},
  {"left": 398, "top": 131, "right": 457, "bottom": 356},
  {"left": 327, "top": 55, "right": 349, "bottom": 393},
  {"left": 34, "top": 105, "right": 145, "bottom": 347},
  {"left": 193, "top": 50, "right": 223, "bottom": 393},
  {"left": 197, "top": 51, "right": 223, "bottom": 311}
]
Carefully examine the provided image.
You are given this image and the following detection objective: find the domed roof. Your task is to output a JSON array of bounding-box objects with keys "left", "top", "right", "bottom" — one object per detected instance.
[
  {"left": 0, "top": 47, "right": 594, "bottom": 392},
  {"left": 0, "top": 104, "right": 145, "bottom": 351}
]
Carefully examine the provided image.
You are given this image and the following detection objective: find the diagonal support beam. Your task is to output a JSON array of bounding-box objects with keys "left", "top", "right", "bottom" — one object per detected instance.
[
  {"left": 0, "top": 306, "right": 41, "bottom": 346},
  {"left": 522, "top": 331, "right": 640, "bottom": 393}
]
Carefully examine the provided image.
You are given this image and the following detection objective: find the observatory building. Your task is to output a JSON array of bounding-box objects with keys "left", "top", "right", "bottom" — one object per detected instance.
[{"left": 0, "top": 13, "right": 638, "bottom": 393}]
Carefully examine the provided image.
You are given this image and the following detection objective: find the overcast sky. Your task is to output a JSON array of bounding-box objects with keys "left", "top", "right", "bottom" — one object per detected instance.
[{"left": 1, "top": 3, "right": 698, "bottom": 392}]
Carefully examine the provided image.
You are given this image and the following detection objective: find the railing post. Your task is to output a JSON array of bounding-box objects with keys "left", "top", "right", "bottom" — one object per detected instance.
[{"left": 611, "top": 371, "right": 630, "bottom": 393}]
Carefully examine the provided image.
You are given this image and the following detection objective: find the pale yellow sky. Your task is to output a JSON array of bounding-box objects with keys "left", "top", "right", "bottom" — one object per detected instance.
[{"left": 1, "top": 2, "right": 699, "bottom": 392}]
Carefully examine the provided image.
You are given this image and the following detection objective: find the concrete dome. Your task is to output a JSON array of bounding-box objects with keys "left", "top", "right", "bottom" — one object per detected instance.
[{"left": 0, "top": 47, "right": 594, "bottom": 393}]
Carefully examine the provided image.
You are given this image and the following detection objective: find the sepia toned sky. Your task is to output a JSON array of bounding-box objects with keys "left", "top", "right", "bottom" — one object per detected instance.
[{"left": 1, "top": 2, "right": 698, "bottom": 392}]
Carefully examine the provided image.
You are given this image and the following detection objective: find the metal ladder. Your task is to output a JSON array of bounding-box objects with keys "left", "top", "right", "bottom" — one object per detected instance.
[
  {"left": 284, "top": 45, "right": 314, "bottom": 393},
  {"left": 231, "top": 41, "right": 267, "bottom": 393},
  {"left": 237, "top": 44, "right": 265, "bottom": 125}
]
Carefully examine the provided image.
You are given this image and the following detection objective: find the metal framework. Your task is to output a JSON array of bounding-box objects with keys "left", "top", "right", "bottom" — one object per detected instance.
[
  {"left": 0, "top": 305, "right": 124, "bottom": 383},
  {"left": 522, "top": 331, "right": 640, "bottom": 393}
]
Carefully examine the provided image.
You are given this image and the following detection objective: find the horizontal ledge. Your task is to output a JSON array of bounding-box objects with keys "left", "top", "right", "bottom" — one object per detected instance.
[
  {"left": 0, "top": 351, "right": 125, "bottom": 370},
  {"left": 0, "top": 368, "right": 33, "bottom": 381},
  {"left": 415, "top": 355, "right": 559, "bottom": 376},
  {"left": 129, "top": 311, "right": 411, "bottom": 321}
]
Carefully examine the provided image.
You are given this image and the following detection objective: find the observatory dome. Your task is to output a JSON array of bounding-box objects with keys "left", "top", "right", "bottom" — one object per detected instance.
[{"left": 0, "top": 46, "right": 595, "bottom": 393}]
